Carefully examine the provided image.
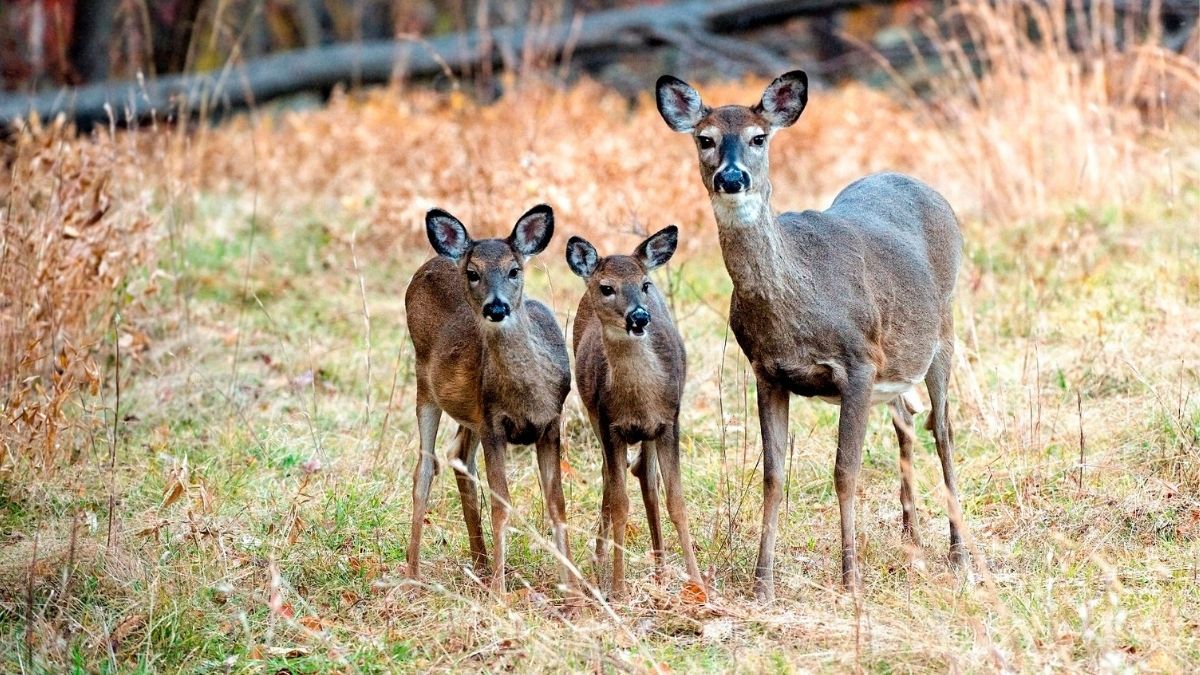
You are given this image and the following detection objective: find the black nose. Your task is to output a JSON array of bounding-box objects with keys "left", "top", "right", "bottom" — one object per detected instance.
[
  {"left": 483, "top": 301, "right": 510, "bottom": 322},
  {"left": 626, "top": 308, "right": 651, "bottom": 333},
  {"left": 714, "top": 168, "right": 750, "bottom": 194}
]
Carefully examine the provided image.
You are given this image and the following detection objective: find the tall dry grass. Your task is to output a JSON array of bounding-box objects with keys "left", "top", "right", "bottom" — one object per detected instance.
[
  {"left": 1, "top": 120, "right": 157, "bottom": 473},
  {"left": 890, "top": 0, "right": 1200, "bottom": 222},
  {"left": 176, "top": 1, "right": 1198, "bottom": 254}
]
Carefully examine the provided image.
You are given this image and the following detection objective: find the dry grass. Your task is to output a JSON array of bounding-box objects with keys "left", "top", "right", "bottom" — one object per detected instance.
[
  {"left": 1, "top": 1, "right": 1199, "bottom": 672},
  {"left": 1, "top": 119, "right": 157, "bottom": 472}
]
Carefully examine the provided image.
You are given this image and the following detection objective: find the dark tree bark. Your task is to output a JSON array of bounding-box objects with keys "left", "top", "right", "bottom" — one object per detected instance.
[
  {"left": 4, "top": 0, "right": 869, "bottom": 128},
  {"left": 152, "top": 0, "right": 204, "bottom": 76},
  {"left": 68, "top": 0, "right": 117, "bottom": 84}
]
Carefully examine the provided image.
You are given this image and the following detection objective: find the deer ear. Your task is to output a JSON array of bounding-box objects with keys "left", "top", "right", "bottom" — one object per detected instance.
[
  {"left": 426, "top": 209, "right": 471, "bottom": 260},
  {"left": 565, "top": 236, "right": 599, "bottom": 278},
  {"left": 509, "top": 204, "right": 554, "bottom": 257},
  {"left": 635, "top": 225, "right": 679, "bottom": 271},
  {"left": 656, "top": 75, "right": 708, "bottom": 133},
  {"left": 754, "top": 70, "right": 808, "bottom": 129}
]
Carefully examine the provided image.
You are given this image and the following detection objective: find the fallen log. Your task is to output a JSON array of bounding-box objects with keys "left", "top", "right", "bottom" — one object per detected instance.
[
  {"left": 0, "top": 0, "right": 868, "bottom": 130},
  {"left": 1, "top": 0, "right": 1192, "bottom": 130}
]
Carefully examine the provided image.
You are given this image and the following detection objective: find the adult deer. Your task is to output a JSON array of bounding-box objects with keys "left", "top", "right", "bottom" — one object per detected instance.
[
  {"left": 656, "top": 71, "right": 966, "bottom": 599},
  {"left": 404, "top": 204, "right": 577, "bottom": 596},
  {"left": 566, "top": 226, "right": 704, "bottom": 598}
]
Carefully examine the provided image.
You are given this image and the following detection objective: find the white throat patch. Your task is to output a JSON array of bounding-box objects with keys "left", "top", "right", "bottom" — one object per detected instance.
[{"left": 711, "top": 191, "right": 766, "bottom": 227}]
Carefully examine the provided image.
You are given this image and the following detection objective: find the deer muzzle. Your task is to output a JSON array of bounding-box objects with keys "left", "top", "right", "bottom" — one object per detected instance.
[
  {"left": 625, "top": 307, "right": 651, "bottom": 336},
  {"left": 714, "top": 166, "right": 750, "bottom": 194},
  {"left": 482, "top": 299, "right": 511, "bottom": 323}
]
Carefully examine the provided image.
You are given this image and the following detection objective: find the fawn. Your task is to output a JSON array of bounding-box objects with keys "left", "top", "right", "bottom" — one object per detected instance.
[
  {"left": 656, "top": 70, "right": 967, "bottom": 599},
  {"left": 567, "top": 226, "right": 703, "bottom": 598},
  {"left": 404, "top": 204, "right": 577, "bottom": 595}
]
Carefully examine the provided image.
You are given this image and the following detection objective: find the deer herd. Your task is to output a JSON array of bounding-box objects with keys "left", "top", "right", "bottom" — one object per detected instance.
[{"left": 404, "top": 70, "right": 968, "bottom": 603}]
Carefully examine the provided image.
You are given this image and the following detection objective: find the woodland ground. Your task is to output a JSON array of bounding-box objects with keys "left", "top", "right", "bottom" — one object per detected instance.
[{"left": 2, "top": 4, "right": 1200, "bottom": 672}]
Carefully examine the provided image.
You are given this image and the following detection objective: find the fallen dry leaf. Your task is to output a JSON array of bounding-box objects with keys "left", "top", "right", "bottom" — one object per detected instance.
[
  {"left": 682, "top": 580, "right": 708, "bottom": 604},
  {"left": 135, "top": 519, "right": 169, "bottom": 537},
  {"left": 347, "top": 556, "right": 381, "bottom": 580},
  {"left": 160, "top": 479, "right": 185, "bottom": 510},
  {"left": 160, "top": 460, "right": 189, "bottom": 510},
  {"left": 287, "top": 516, "right": 305, "bottom": 546},
  {"left": 340, "top": 590, "right": 361, "bottom": 608},
  {"left": 109, "top": 614, "right": 146, "bottom": 648},
  {"left": 559, "top": 458, "right": 577, "bottom": 480},
  {"left": 298, "top": 615, "right": 328, "bottom": 631}
]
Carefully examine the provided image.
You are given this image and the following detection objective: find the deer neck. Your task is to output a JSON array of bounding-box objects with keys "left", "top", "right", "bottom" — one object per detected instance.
[
  {"left": 710, "top": 181, "right": 790, "bottom": 296},
  {"left": 600, "top": 329, "right": 667, "bottom": 402},
  {"left": 481, "top": 307, "right": 544, "bottom": 374}
]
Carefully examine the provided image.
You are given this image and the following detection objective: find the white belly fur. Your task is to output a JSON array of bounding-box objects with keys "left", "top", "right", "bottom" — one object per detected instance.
[{"left": 817, "top": 381, "right": 924, "bottom": 410}]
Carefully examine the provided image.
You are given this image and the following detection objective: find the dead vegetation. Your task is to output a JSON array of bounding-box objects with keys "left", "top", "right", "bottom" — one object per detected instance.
[
  {"left": 0, "top": 1, "right": 1198, "bottom": 671},
  {"left": 1, "top": 120, "right": 156, "bottom": 473}
]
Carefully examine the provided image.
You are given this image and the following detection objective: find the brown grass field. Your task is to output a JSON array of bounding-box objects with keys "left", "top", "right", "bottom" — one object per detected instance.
[{"left": 2, "top": 2, "right": 1199, "bottom": 672}]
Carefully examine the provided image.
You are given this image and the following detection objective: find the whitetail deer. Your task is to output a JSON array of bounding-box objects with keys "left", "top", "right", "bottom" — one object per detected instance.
[
  {"left": 566, "top": 226, "right": 704, "bottom": 598},
  {"left": 656, "top": 71, "right": 967, "bottom": 599},
  {"left": 404, "top": 204, "right": 577, "bottom": 596}
]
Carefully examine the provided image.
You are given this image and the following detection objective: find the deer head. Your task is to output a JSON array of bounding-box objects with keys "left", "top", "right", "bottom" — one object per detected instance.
[
  {"left": 656, "top": 71, "right": 808, "bottom": 198},
  {"left": 566, "top": 226, "right": 678, "bottom": 338},
  {"left": 425, "top": 204, "right": 555, "bottom": 325}
]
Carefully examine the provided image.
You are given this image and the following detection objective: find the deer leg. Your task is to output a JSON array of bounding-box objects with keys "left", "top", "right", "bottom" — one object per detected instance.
[
  {"left": 890, "top": 399, "right": 921, "bottom": 547},
  {"left": 536, "top": 419, "right": 578, "bottom": 595},
  {"left": 481, "top": 425, "right": 512, "bottom": 594},
  {"left": 595, "top": 449, "right": 613, "bottom": 587},
  {"left": 754, "top": 376, "right": 790, "bottom": 602},
  {"left": 406, "top": 401, "right": 442, "bottom": 579},
  {"left": 591, "top": 420, "right": 612, "bottom": 588},
  {"left": 836, "top": 366, "right": 875, "bottom": 590},
  {"left": 925, "top": 343, "right": 968, "bottom": 569},
  {"left": 657, "top": 421, "right": 703, "bottom": 589},
  {"left": 601, "top": 429, "right": 630, "bottom": 599},
  {"left": 450, "top": 426, "right": 488, "bottom": 576},
  {"left": 634, "top": 440, "right": 664, "bottom": 581}
]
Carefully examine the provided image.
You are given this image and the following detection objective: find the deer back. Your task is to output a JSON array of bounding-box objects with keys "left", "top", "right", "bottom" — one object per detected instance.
[{"left": 725, "top": 173, "right": 961, "bottom": 395}]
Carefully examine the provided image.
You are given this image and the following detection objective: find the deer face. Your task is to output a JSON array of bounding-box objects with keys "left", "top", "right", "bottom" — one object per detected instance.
[
  {"left": 425, "top": 205, "right": 555, "bottom": 326},
  {"left": 566, "top": 226, "right": 678, "bottom": 339},
  {"left": 656, "top": 71, "right": 808, "bottom": 198}
]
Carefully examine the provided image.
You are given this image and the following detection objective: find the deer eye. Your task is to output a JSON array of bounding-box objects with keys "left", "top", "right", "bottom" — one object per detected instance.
[
  {"left": 599, "top": 285, "right": 615, "bottom": 297},
  {"left": 697, "top": 136, "right": 716, "bottom": 150},
  {"left": 750, "top": 134, "right": 767, "bottom": 147},
  {"left": 466, "top": 269, "right": 481, "bottom": 283},
  {"left": 642, "top": 282, "right": 651, "bottom": 293},
  {"left": 507, "top": 267, "right": 520, "bottom": 279}
]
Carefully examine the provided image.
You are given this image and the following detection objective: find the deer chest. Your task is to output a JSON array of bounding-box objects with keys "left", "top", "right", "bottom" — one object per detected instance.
[
  {"left": 729, "top": 296, "right": 850, "bottom": 399},
  {"left": 483, "top": 362, "right": 569, "bottom": 443}
]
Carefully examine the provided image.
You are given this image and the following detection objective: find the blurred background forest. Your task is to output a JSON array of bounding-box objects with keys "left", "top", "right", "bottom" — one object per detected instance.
[
  {"left": 3, "top": 0, "right": 1195, "bottom": 125},
  {"left": 1, "top": 0, "right": 966, "bottom": 90}
]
